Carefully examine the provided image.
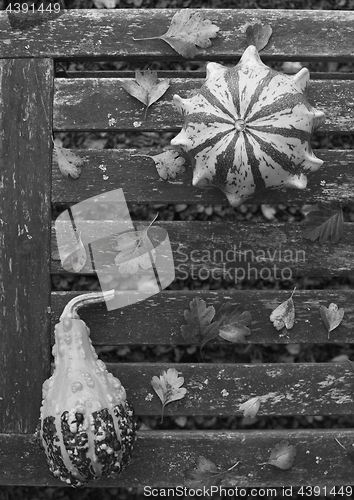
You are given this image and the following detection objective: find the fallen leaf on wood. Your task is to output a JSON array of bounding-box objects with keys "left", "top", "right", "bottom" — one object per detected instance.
[
  {"left": 122, "top": 70, "right": 170, "bottom": 120},
  {"left": 302, "top": 206, "right": 344, "bottom": 244},
  {"left": 151, "top": 368, "right": 187, "bottom": 422},
  {"left": 239, "top": 396, "right": 260, "bottom": 418},
  {"left": 135, "top": 150, "right": 186, "bottom": 181},
  {"left": 133, "top": 9, "right": 220, "bottom": 58},
  {"left": 258, "top": 441, "right": 296, "bottom": 470},
  {"left": 246, "top": 23, "right": 272, "bottom": 51},
  {"left": 114, "top": 215, "right": 158, "bottom": 274},
  {"left": 58, "top": 232, "right": 87, "bottom": 273},
  {"left": 217, "top": 304, "right": 252, "bottom": 343},
  {"left": 185, "top": 456, "right": 240, "bottom": 488},
  {"left": 320, "top": 303, "right": 344, "bottom": 339},
  {"left": 180, "top": 297, "right": 216, "bottom": 342},
  {"left": 54, "top": 144, "right": 84, "bottom": 179},
  {"left": 270, "top": 288, "right": 296, "bottom": 331}
]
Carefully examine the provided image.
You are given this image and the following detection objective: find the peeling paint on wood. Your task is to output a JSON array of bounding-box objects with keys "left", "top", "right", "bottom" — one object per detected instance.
[{"left": 0, "top": 59, "right": 53, "bottom": 433}]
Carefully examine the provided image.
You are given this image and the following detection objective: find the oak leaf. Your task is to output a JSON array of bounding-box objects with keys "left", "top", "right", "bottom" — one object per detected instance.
[
  {"left": 302, "top": 206, "right": 344, "bottom": 244},
  {"left": 54, "top": 144, "right": 83, "bottom": 179},
  {"left": 270, "top": 288, "right": 296, "bottom": 331},
  {"left": 180, "top": 297, "right": 216, "bottom": 342},
  {"left": 185, "top": 456, "right": 240, "bottom": 489},
  {"left": 122, "top": 70, "right": 170, "bottom": 120},
  {"left": 133, "top": 10, "right": 220, "bottom": 58},
  {"left": 151, "top": 368, "right": 187, "bottom": 422},
  {"left": 246, "top": 23, "right": 272, "bottom": 51},
  {"left": 258, "top": 441, "right": 296, "bottom": 470},
  {"left": 320, "top": 303, "right": 344, "bottom": 339}
]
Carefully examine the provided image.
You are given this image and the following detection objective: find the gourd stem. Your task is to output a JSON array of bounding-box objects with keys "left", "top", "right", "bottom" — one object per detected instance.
[{"left": 59, "top": 290, "right": 115, "bottom": 320}]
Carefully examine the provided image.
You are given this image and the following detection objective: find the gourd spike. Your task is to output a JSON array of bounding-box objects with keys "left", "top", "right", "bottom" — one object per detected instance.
[
  {"left": 173, "top": 94, "right": 187, "bottom": 115},
  {"left": 292, "top": 67, "right": 310, "bottom": 92}
]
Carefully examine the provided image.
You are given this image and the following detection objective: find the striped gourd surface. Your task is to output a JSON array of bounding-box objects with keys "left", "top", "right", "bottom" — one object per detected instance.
[{"left": 171, "top": 45, "right": 325, "bottom": 207}]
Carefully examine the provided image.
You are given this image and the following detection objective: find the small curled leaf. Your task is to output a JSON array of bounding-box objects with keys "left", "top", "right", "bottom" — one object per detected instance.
[
  {"left": 239, "top": 396, "right": 260, "bottom": 418},
  {"left": 246, "top": 23, "right": 272, "bottom": 51}
]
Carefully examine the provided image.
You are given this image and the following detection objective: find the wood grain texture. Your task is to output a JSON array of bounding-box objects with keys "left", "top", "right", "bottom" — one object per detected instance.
[
  {"left": 52, "top": 148, "right": 354, "bottom": 205},
  {"left": 51, "top": 290, "right": 354, "bottom": 345},
  {"left": 53, "top": 78, "right": 352, "bottom": 133},
  {"left": 106, "top": 362, "right": 354, "bottom": 417},
  {"left": 1, "top": 9, "right": 354, "bottom": 61},
  {"left": 2, "top": 430, "right": 354, "bottom": 487},
  {"left": 0, "top": 59, "right": 53, "bottom": 433},
  {"left": 51, "top": 220, "right": 354, "bottom": 277}
]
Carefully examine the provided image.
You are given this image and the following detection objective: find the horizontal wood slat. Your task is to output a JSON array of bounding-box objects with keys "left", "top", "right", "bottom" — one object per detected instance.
[
  {"left": 1, "top": 9, "right": 354, "bottom": 61},
  {"left": 51, "top": 290, "right": 354, "bottom": 345},
  {"left": 53, "top": 78, "right": 352, "bottom": 133},
  {"left": 51, "top": 221, "right": 354, "bottom": 277},
  {"left": 52, "top": 148, "right": 354, "bottom": 205},
  {"left": 2, "top": 430, "right": 354, "bottom": 487},
  {"left": 107, "top": 362, "right": 354, "bottom": 417}
]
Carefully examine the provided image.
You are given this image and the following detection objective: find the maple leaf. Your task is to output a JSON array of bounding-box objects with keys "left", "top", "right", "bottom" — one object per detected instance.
[
  {"left": 239, "top": 396, "right": 260, "bottom": 419},
  {"left": 151, "top": 368, "right": 187, "bottom": 422},
  {"left": 134, "top": 150, "right": 186, "bottom": 181},
  {"left": 180, "top": 297, "right": 216, "bottom": 342},
  {"left": 301, "top": 205, "right": 344, "bottom": 244},
  {"left": 114, "top": 215, "right": 158, "bottom": 275},
  {"left": 246, "top": 23, "right": 272, "bottom": 51},
  {"left": 320, "top": 303, "right": 344, "bottom": 339},
  {"left": 185, "top": 456, "right": 240, "bottom": 489},
  {"left": 122, "top": 70, "right": 170, "bottom": 121},
  {"left": 133, "top": 10, "right": 220, "bottom": 58},
  {"left": 54, "top": 143, "right": 84, "bottom": 179},
  {"left": 270, "top": 288, "right": 296, "bottom": 331},
  {"left": 258, "top": 441, "right": 296, "bottom": 470}
]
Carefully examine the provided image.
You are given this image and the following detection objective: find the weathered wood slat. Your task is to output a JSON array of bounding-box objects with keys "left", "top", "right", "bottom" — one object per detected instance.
[
  {"left": 1, "top": 9, "right": 354, "bottom": 61},
  {"left": 51, "top": 290, "right": 354, "bottom": 345},
  {"left": 51, "top": 221, "right": 354, "bottom": 277},
  {"left": 107, "top": 362, "right": 354, "bottom": 417},
  {"left": 52, "top": 148, "right": 354, "bottom": 205},
  {"left": 53, "top": 78, "right": 352, "bottom": 133},
  {"left": 2, "top": 430, "right": 354, "bottom": 487},
  {"left": 0, "top": 59, "right": 53, "bottom": 433}
]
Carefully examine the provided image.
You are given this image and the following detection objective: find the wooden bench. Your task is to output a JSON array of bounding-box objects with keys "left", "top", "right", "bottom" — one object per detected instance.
[{"left": 1, "top": 8, "right": 354, "bottom": 490}]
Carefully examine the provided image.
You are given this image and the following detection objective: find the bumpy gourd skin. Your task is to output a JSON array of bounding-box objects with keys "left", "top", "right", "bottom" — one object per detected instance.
[
  {"left": 37, "top": 316, "right": 136, "bottom": 487},
  {"left": 171, "top": 45, "right": 325, "bottom": 207}
]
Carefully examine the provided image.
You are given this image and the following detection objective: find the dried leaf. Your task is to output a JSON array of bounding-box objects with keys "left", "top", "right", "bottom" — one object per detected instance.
[
  {"left": 61, "top": 232, "right": 87, "bottom": 273},
  {"left": 239, "top": 396, "right": 260, "bottom": 418},
  {"left": 151, "top": 368, "right": 187, "bottom": 422},
  {"left": 320, "top": 303, "right": 344, "bottom": 339},
  {"left": 270, "top": 288, "right": 296, "bottom": 331},
  {"left": 302, "top": 206, "right": 344, "bottom": 244},
  {"left": 122, "top": 70, "right": 170, "bottom": 120},
  {"left": 246, "top": 23, "right": 272, "bottom": 51},
  {"left": 114, "top": 215, "right": 158, "bottom": 274},
  {"left": 259, "top": 441, "right": 296, "bottom": 470},
  {"left": 136, "top": 150, "right": 186, "bottom": 181},
  {"left": 180, "top": 297, "right": 216, "bottom": 342},
  {"left": 54, "top": 144, "right": 83, "bottom": 179},
  {"left": 133, "top": 10, "right": 220, "bottom": 58},
  {"left": 185, "top": 456, "right": 240, "bottom": 489},
  {"left": 216, "top": 304, "right": 252, "bottom": 343}
]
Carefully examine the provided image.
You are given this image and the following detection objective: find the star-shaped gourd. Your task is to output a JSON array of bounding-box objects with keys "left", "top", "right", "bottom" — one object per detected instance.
[{"left": 171, "top": 45, "right": 325, "bottom": 207}]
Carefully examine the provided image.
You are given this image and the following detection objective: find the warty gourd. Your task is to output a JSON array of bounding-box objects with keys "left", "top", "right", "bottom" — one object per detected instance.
[{"left": 36, "top": 291, "right": 136, "bottom": 487}]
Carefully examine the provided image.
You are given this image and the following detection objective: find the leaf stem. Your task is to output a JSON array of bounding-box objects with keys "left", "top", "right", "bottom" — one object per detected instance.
[{"left": 334, "top": 437, "right": 347, "bottom": 451}]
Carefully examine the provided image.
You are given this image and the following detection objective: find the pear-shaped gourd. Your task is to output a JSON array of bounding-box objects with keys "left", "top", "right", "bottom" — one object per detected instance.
[
  {"left": 36, "top": 291, "right": 136, "bottom": 487},
  {"left": 171, "top": 45, "right": 325, "bottom": 207}
]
